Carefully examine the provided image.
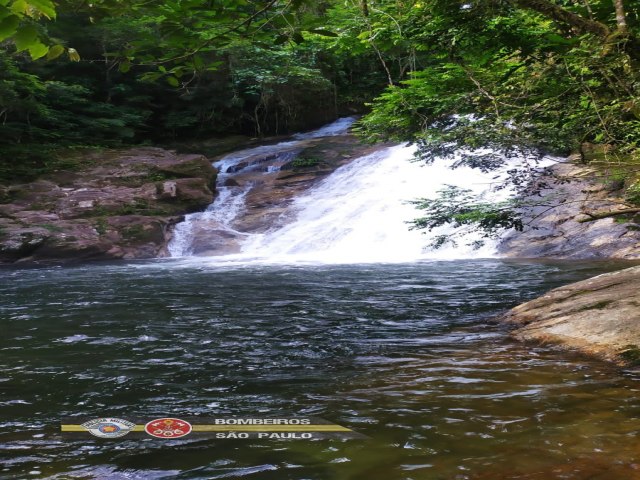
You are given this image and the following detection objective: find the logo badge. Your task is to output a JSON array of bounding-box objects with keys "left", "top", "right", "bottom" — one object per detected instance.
[
  {"left": 144, "top": 417, "right": 192, "bottom": 439},
  {"left": 81, "top": 418, "right": 135, "bottom": 438}
]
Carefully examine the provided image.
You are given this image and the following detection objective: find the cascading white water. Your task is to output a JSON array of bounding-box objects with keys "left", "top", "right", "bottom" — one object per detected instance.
[
  {"left": 168, "top": 118, "right": 538, "bottom": 264},
  {"left": 167, "top": 184, "right": 253, "bottom": 257},
  {"left": 229, "top": 144, "right": 510, "bottom": 263},
  {"left": 168, "top": 117, "right": 357, "bottom": 257}
]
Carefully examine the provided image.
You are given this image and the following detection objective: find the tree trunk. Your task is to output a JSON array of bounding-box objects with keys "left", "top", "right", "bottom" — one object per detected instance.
[
  {"left": 578, "top": 207, "right": 640, "bottom": 222},
  {"left": 360, "top": 0, "right": 369, "bottom": 17},
  {"left": 613, "top": 0, "right": 628, "bottom": 33},
  {"left": 513, "top": 0, "right": 610, "bottom": 38}
]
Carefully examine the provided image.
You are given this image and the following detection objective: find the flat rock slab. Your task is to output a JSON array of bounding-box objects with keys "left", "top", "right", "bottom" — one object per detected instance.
[{"left": 498, "top": 265, "right": 640, "bottom": 365}]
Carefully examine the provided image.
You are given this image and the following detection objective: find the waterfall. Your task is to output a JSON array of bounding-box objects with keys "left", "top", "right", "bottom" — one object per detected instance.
[
  {"left": 168, "top": 119, "right": 525, "bottom": 263},
  {"left": 235, "top": 145, "right": 508, "bottom": 263},
  {"left": 168, "top": 117, "right": 356, "bottom": 257}
]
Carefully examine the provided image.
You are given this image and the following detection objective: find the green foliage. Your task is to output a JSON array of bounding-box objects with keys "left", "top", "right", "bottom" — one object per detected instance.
[
  {"left": 0, "top": 50, "right": 148, "bottom": 181},
  {"left": 347, "top": 0, "right": 640, "bottom": 240},
  {"left": 94, "top": 217, "right": 108, "bottom": 235},
  {"left": 0, "top": 0, "right": 54, "bottom": 59},
  {"left": 625, "top": 181, "right": 640, "bottom": 205},
  {"left": 291, "top": 155, "right": 321, "bottom": 169},
  {"left": 357, "top": 1, "right": 640, "bottom": 160},
  {"left": 409, "top": 186, "right": 524, "bottom": 248},
  {"left": 0, "top": 0, "right": 385, "bottom": 184}
]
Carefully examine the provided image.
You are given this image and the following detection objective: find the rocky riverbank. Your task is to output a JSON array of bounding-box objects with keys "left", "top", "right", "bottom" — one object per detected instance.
[
  {"left": 498, "top": 154, "right": 640, "bottom": 259},
  {"left": 498, "top": 264, "right": 640, "bottom": 366},
  {"left": 0, "top": 130, "right": 382, "bottom": 264},
  {"left": 0, "top": 148, "right": 217, "bottom": 264}
]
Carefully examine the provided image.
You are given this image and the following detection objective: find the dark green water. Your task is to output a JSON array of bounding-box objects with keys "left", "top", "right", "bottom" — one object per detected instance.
[{"left": 2, "top": 259, "right": 640, "bottom": 479}]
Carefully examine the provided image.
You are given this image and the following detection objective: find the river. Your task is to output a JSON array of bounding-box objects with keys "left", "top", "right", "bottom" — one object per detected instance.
[
  {"left": 2, "top": 120, "right": 640, "bottom": 479},
  {"left": 2, "top": 259, "right": 640, "bottom": 479}
]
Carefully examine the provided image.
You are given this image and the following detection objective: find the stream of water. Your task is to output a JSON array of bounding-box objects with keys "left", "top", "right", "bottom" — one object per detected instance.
[{"left": 2, "top": 121, "right": 640, "bottom": 479}]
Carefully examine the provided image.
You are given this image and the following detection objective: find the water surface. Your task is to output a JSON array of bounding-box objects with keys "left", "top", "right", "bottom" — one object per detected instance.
[{"left": 1, "top": 259, "right": 640, "bottom": 479}]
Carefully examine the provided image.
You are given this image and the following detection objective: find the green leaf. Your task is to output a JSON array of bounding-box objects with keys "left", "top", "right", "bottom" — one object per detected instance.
[
  {"left": 139, "top": 71, "right": 162, "bottom": 82},
  {"left": 67, "top": 47, "right": 80, "bottom": 62},
  {"left": 166, "top": 76, "right": 179, "bottom": 87},
  {"left": 192, "top": 55, "right": 204, "bottom": 70},
  {"left": 10, "top": 0, "right": 27, "bottom": 15},
  {"left": 0, "top": 14, "right": 19, "bottom": 41},
  {"left": 274, "top": 33, "right": 288, "bottom": 45},
  {"left": 46, "top": 43, "right": 64, "bottom": 60},
  {"left": 13, "top": 24, "right": 38, "bottom": 51},
  {"left": 119, "top": 59, "right": 131, "bottom": 73},
  {"left": 28, "top": 40, "right": 48, "bottom": 59},
  {"left": 26, "top": 0, "right": 56, "bottom": 19}
]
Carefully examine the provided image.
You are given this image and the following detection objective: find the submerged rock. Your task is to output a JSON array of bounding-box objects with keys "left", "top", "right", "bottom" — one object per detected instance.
[
  {"left": 498, "top": 265, "right": 640, "bottom": 365},
  {"left": 0, "top": 147, "right": 216, "bottom": 264}
]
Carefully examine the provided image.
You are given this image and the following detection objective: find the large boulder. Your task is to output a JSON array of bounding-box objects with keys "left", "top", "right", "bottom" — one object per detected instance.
[
  {"left": 0, "top": 147, "right": 216, "bottom": 264},
  {"left": 498, "top": 265, "right": 640, "bottom": 365},
  {"left": 499, "top": 161, "right": 640, "bottom": 259}
]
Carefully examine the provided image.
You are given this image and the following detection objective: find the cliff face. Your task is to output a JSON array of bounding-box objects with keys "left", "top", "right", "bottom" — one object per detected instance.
[
  {"left": 0, "top": 148, "right": 216, "bottom": 264},
  {"left": 498, "top": 159, "right": 640, "bottom": 259},
  {"left": 498, "top": 265, "right": 640, "bottom": 366}
]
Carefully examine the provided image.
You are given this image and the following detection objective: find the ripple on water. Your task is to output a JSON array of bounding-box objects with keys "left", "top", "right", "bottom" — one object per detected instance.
[{"left": 1, "top": 260, "right": 640, "bottom": 479}]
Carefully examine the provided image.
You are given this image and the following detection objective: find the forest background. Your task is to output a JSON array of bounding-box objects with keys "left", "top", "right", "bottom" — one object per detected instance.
[{"left": 1, "top": 0, "right": 639, "bottom": 229}]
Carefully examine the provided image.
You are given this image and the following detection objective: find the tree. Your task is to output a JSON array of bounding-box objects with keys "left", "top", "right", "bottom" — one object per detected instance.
[{"left": 349, "top": 0, "right": 640, "bottom": 240}]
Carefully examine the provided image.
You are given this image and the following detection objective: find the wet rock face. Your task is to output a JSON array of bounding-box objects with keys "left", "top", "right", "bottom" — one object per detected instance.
[
  {"left": 0, "top": 147, "right": 216, "bottom": 264},
  {"left": 497, "top": 265, "right": 640, "bottom": 366},
  {"left": 498, "top": 161, "right": 640, "bottom": 259}
]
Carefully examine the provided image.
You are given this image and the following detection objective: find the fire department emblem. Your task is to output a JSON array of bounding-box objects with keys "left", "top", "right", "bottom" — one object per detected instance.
[
  {"left": 81, "top": 418, "right": 135, "bottom": 438},
  {"left": 144, "top": 417, "right": 192, "bottom": 438}
]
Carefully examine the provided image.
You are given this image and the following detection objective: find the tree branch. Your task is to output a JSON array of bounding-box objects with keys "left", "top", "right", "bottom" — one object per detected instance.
[
  {"left": 578, "top": 207, "right": 640, "bottom": 222},
  {"left": 613, "top": 0, "right": 628, "bottom": 33},
  {"left": 512, "top": 0, "right": 610, "bottom": 38}
]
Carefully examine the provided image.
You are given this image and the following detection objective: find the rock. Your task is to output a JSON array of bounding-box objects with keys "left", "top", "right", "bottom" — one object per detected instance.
[
  {"left": 160, "top": 181, "right": 177, "bottom": 199},
  {"left": 171, "top": 178, "right": 213, "bottom": 210},
  {"left": 499, "top": 161, "right": 640, "bottom": 259},
  {"left": 157, "top": 154, "right": 216, "bottom": 187},
  {"left": 222, "top": 178, "right": 240, "bottom": 187},
  {"left": 0, "top": 147, "right": 216, "bottom": 264},
  {"left": 497, "top": 265, "right": 640, "bottom": 365},
  {"left": 0, "top": 227, "right": 50, "bottom": 260},
  {"left": 24, "top": 222, "right": 110, "bottom": 262}
]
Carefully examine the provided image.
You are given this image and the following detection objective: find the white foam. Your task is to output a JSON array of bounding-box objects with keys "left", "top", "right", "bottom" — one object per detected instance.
[{"left": 234, "top": 144, "right": 508, "bottom": 263}]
